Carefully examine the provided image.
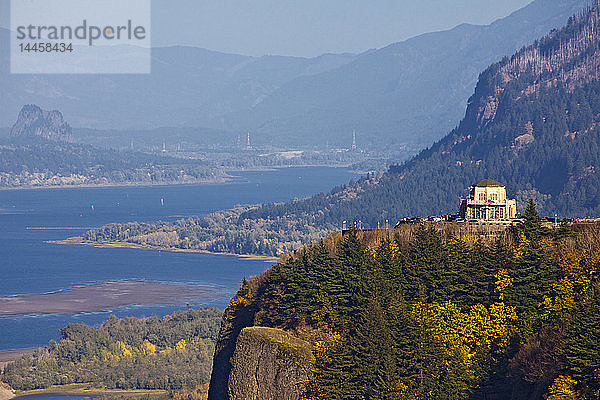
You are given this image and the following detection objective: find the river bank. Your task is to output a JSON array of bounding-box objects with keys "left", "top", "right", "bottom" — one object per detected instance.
[
  {"left": 0, "top": 177, "right": 232, "bottom": 192},
  {"left": 50, "top": 237, "right": 279, "bottom": 262}
]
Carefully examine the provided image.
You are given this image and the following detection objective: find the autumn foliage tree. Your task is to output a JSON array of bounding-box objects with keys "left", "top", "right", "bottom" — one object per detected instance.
[{"left": 227, "top": 218, "right": 600, "bottom": 400}]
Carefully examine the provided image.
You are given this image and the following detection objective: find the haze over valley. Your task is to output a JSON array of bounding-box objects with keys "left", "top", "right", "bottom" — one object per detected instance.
[{"left": 4, "top": 1, "right": 600, "bottom": 400}]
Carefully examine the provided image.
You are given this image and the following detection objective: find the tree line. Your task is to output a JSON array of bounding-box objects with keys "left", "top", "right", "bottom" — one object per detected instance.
[
  {"left": 1, "top": 308, "right": 222, "bottom": 393},
  {"left": 223, "top": 202, "right": 600, "bottom": 399}
]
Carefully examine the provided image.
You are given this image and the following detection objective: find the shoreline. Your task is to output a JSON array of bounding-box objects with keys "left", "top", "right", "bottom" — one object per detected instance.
[
  {"left": 50, "top": 237, "right": 279, "bottom": 262},
  {"left": 0, "top": 164, "right": 358, "bottom": 192},
  {"left": 0, "top": 177, "right": 233, "bottom": 192}
]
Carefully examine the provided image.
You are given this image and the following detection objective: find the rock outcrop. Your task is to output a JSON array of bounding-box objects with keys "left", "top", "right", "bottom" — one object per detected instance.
[
  {"left": 227, "top": 327, "right": 314, "bottom": 400},
  {"left": 208, "top": 296, "right": 258, "bottom": 400},
  {"left": 208, "top": 291, "right": 315, "bottom": 400},
  {"left": 10, "top": 104, "right": 73, "bottom": 142}
]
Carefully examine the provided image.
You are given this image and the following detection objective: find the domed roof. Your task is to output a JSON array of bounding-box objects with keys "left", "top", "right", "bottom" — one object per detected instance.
[{"left": 474, "top": 178, "right": 503, "bottom": 187}]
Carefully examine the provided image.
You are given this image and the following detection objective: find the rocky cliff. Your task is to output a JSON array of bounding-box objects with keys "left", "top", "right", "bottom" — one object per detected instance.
[
  {"left": 208, "top": 290, "right": 314, "bottom": 400},
  {"left": 208, "top": 293, "right": 258, "bottom": 400},
  {"left": 10, "top": 104, "right": 73, "bottom": 142},
  {"left": 227, "top": 327, "right": 313, "bottom": 400}
]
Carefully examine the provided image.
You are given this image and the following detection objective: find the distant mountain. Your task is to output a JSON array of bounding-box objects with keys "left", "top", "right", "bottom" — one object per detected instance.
[
  {"left": 0, "top": 32, "right": 358, "bottom": 134},
  {"left": 0, "top": 0, "right": 590, "bottom": 150},
  {"left": 225, "top": 0, "right": 591, "bottom": 149},
  {"left": 10, "top": 104, "right": 73, "bottom": 142},
  {"left": 239, "top": 0, "right": 600, "bottom": 225}
]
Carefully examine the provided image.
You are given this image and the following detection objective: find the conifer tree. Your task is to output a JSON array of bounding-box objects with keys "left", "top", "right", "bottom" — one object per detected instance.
[
  {"left": 448, "top": 240, "right": 494, "bottom": 307},
  {"left": 476, "top": 238, "right": 512, "bottom": 306},
  {"left": 337, "top": 228, "right": 368, "bottom": 320},
  {"left": 349, "top": 299, "right": 398, "bottom": 399},
  {"left": 509, "top": 200, "right": 559, "bottom": 316},
  {"left": 562, "top": 285, "right": 600, "bottom": 398},
  {"left": 406, "top": 227, "right": 446, "bottom": 302},
  {"left": 521, "top": 199, "right": 545, "bottom": 242}
]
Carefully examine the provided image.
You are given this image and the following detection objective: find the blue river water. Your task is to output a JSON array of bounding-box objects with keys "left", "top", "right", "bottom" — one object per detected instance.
[{"left": 0, "top": 167, "right": 357, "bottom": 351}]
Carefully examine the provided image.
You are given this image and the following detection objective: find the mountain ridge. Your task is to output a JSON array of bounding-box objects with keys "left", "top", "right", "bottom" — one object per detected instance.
[
  {"left": 236, "top": 0, "right": 600, "bottom": 230},
  {"left": 223, "top": 0, "right": 591, "bottom": 148},
  {"left": 0, "top": 0, "right": 590, "bottom": 150}
]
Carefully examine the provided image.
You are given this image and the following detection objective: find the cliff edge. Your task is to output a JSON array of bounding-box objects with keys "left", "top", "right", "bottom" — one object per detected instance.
[
  {"left": 227, "top": 327, "right": 313, "bottom": 400},
  {"left": 208, "top": 278, "right": 315, "bottom": 400}
]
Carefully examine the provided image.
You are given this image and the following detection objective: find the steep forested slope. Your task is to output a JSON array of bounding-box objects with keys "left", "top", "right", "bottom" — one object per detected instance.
[
  {"left": 82, "top": 3, "right": 600, "bottom": 257},
  {"left": 245, "top": 2, "right": 600, "bottom": 222},
  {"left": 209, "top": 208, "right": 600, "bottom": 399},
  {"left": 0, "top": 0, "right": 589, "bottom": 150}
]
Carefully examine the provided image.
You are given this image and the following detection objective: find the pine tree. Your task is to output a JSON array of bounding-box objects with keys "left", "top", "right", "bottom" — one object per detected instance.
[
  {"left": 509, "top": 200, "right": 559, "bottom": 316},
  {"left": 562, "top": 285, "right": 600, "bottom": 398},
  {"left": 521, "top": 199, "right": 545, "bottom": 242},
  {"left": 447, "top": 238, "right": 484, "bottom": 308},
  {"left": 337, "top": 228, "right": 368, "bottom": 321},
  {"left": 406, "top": 227, "right": 446, "bottom": 302},
  {"left": 509, "top": 235, "right": 558, "bottom": 317},
  {"left": 348, "top": 299, "right": 398, "bottom": 399}
]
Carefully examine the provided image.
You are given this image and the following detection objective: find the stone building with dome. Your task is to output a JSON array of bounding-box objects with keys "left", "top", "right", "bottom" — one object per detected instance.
[{"left": 459, "top": 179, "right": 517, "bottom": 221}]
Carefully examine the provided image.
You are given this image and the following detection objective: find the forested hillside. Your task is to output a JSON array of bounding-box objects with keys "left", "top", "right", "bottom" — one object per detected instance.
[
  {"left": 209, "top": 205, "right": 600, "bottom": 399},
  {"left": 0, "top": 135, "right": 225, "bottom": 188},
  {"left": 1, "top": 308, "right": 221, "bottom": 395},
  {"left": 82, "top": 3, "right": 600, "bottom": 257},
  {"left": 245, "top": 2, "right": 600, "bottom": 221}
]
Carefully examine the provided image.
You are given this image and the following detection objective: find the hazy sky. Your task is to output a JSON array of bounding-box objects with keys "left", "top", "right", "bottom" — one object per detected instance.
[{"left": 1, "top": 0, "right": 534, "bottom": 57}]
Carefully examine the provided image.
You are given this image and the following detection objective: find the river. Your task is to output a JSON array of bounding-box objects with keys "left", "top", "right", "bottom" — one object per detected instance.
[{"left": 0, "top": 167, "right": 357, "bottom": 351}]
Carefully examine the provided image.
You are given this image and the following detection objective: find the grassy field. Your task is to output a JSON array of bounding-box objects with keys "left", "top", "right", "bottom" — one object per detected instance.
[{"left": 15, "top": 383, "right": 169, "bottom": 398}]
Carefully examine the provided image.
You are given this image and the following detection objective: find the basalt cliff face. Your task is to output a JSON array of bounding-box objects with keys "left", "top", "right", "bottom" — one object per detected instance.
[
  {"left": 10, "top": 104, "right": 73, "bottom": 142},
  {"left": 227, "top": 327, "right": 313, "bottom": 400},
  {"left": 208, "top": 292, "right": 314, "bottom": 400}
]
